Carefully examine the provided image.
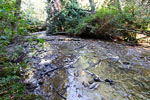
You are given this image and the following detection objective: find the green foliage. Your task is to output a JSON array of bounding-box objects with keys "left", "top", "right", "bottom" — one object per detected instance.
[
  {"left": 0, "top": 0, "right": 42, "bottom": 99},
  {"left": 72, "top": 6, "right": 150, "bottom": 41},
  {"left": 0, "top": 74, "right": 42, "bottom": 100},
  {"left": 0, "top": 0, "right": 28, "bottom": 51},
  {"left": 0, "top": 0, "right": 28, "bottom": 34},
  {"left": 72, "top": 8, "right": 120, "bottom": 39},
  {"left": 115, "top": 5, "right": 150, "bottom": 41},
  {"left": 23, "top": 17, "right": 44, "bottom": 32},
  {"left": 47, "top": 0, "right": 150, "bottom": 41},
  {"left": 47, "top": 0, "right": 87, "bottom": 34},
  {"left": 95, "top": 8, "right": 118, "bottom": 19},
  {"left": 36, "top": 38, "right": 45, "bottom": 44}
]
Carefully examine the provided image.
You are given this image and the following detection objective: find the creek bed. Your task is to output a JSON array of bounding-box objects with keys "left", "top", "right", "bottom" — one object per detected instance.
[{"left": 23, "top": 32, "right": 150, "bottom": 100}]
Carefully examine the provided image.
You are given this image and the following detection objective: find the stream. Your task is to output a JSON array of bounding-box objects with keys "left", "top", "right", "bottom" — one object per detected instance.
[{"left": 23, "top": 31, "right": 150, "bottom": 100}]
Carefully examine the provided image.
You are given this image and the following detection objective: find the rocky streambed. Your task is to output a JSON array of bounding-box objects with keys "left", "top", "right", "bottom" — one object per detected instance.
[{"left": 23, "top": 31, "right": 150, "bottom": 100}]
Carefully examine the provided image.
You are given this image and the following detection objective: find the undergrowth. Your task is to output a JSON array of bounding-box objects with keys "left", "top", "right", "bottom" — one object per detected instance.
[
  {"left": 71, "top": 6, "right": 150, "bottom": 42},
  {"left": 47, "top": 0, "right": 150, "bottom": 42},
  {"left": 46, "top": 0, "right": 87, "bottom": 34},
  {"left": 0, "top": 0, "right": 42, "bottom": 99}
]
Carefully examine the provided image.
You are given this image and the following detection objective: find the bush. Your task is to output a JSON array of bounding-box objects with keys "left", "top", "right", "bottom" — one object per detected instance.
[
  {"left": 46, "top": 0, "right": 87, "bottom": 34},
  {"left": 72, "top": 6, "right": 150, "bottom": 41},
  {"left": 0, "top": 0, "right": 41, "bottom": 99},
  {"left": 72, "top": 7, "right": 120, "bottom": 39}
]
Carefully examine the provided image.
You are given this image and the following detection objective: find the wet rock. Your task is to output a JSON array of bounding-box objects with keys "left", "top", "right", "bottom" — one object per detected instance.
[
  {"left": 123, "top": 61, "right": 130, "bottom": 65},
  {"left": 94, "top": 77, "right": 102, "bottom": 82},
  {"left": 38, "top": 79, "right": 43, "bottom": 85},
  {"left": 25, "top": 83, "right": 37, "bottom": 92},
  {"left": 89, "top": 82, "right": 100, "bottom": 89},
  {"left": 88, "top": 80, "right": 94, "bottom": 84},
  {"left": 82, "top": 81, "right": 89, "bottom": 87},
  {"left": 107, "top": 57, "right": 120, "bottom": 62},
  {"left": 23, "top": 42, "right": 29, "bottom": 47},
  {"left": 23, "top": 33, "right": 150, "bottom": 100},
  {"left": 104, "top": 79, "right": 115, "bottom": 85}
]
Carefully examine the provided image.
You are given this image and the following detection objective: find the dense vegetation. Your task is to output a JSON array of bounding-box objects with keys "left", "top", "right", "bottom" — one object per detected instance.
[
  {"left": 0, "top": 0, "right": 42, "bottom": 99},
  {"left": 0, "top": 0, "right": 150, "bottom": 99},
  {"left": 47, "top": 0, "right": 150, "bottom": 42}
]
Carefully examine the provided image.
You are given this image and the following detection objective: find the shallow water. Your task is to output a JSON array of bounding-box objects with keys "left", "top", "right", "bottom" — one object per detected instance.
[{"left": 23, "top": 32, "right": 150, "bottom": 100}]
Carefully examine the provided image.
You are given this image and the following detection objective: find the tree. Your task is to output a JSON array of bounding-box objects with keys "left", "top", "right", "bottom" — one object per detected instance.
[
  {"left": 89, "top": 0, "right": 95, "bottom": 14},
  {"left": 12, "top": 0, "right": 22, "bottom": 33},
  {"left": 115, "top": 0, "right": 124, "bottom": 11}
]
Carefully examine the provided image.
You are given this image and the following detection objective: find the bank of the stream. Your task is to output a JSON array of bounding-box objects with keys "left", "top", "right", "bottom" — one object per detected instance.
[
  {"left": 1, "top": 0, "right": 150, "bottom": 99},
  {"left": 23, "top": 31, "right": 150, "bottom": 100}
]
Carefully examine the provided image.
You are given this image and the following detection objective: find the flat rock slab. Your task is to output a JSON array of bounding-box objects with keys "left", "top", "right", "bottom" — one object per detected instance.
[{"left": 23, "top": 31, "right": 150, "bottom": 100}]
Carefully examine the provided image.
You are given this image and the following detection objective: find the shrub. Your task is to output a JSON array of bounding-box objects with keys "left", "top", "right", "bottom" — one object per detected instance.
[
  {"left": 0, "top": 0, "right": 41, "bottom": 99},
  {"left": 72, "top": 7, "right": 120, "bottom": 39},
  {"left": 46, "top": 0, "right": 87, "bottom": 34},
  {"left": 72, "top": 6, "right": 150, "bottom": 41}
]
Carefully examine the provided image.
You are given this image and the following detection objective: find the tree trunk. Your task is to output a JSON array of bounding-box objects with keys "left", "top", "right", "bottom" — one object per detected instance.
[
  {"left": 49, "top": 0, "right": 62, "bottom": 15},
  {"left": 89, "top": 0, "right": 96, "bottom": 14},
  {"left": 115, "top": 0, "right": 123, "bottom": 12},
  {"left": 46, "top": 0, "right": 62, "bottom": 34},
  {"left": 13, "top": 0, "right": 21, "bottom": 33}
]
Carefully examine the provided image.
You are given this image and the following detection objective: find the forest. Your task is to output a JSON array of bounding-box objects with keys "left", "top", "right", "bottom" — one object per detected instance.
[{"left": 0, "top": 0, "right": 150, "bottom": 100}]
